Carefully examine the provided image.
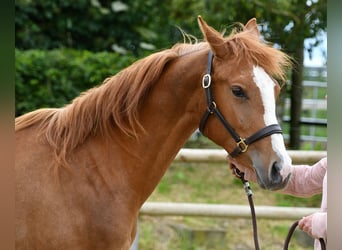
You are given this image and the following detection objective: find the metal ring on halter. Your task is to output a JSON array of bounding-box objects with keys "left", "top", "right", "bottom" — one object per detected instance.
[
  {"left": 202, "top": 74, "right": 211, "bottom": 88},
  {"left": 207, "top": 101, "right": 217, "bottom": 114}
]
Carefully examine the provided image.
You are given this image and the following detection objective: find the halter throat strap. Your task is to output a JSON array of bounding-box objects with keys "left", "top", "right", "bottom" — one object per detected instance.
[{"left": 199, "top": 50, "right": 282, "bottom": 157}]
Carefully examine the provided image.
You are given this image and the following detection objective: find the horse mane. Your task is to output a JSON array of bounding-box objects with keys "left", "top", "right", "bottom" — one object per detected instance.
[
  {"left": 15, "top": 41, "right": 209, "bottom": 166},
  {"left": 15, "top": 24, "right": 290, "bottom": 167}
]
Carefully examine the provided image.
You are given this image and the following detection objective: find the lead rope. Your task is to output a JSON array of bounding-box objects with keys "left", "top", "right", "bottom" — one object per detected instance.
[
  {"left": 284, "top": 220, "right": 326, "bottom": 250},
  {"left": 233, "top": 167, "right": 326, "bottom": 250},
  {"left": 233, "top": 167, "right": 260, "bottom": 250}
]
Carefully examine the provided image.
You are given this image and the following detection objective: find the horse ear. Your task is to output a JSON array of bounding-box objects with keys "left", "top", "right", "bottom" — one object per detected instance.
[
  {"left": 198, "top": 15, "right": 227, "bottom": 58},
  {"left": 245, "top": 18, "right": 260, "bottom": 39}
]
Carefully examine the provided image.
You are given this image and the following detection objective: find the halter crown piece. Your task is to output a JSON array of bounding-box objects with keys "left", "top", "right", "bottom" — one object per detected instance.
[{"left": 199, "top": 50, "right": 283, "bottom": 157}]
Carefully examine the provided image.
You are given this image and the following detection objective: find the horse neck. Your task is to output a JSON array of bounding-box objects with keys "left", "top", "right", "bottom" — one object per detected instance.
[
  {"left": 113, "top": 50, "right": 208, "bottom": 199},
  {"left": 139, "top": 51, "right": 207, "bottom": 151}
]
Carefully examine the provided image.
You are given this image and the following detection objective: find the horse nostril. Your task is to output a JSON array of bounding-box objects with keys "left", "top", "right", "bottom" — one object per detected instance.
[{"left": 271, "top": 161, "right": 282, "bottom": 184}]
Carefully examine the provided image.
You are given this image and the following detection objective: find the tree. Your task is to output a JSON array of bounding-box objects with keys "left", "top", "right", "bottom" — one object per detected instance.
[{"left": 15, "top": 0, "right": 171, "bottom": 55}]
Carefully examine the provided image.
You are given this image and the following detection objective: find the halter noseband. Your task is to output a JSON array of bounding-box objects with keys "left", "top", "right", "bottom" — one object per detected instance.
[{"left": 199, "top": 50, "right": 283, "bottom": 157}]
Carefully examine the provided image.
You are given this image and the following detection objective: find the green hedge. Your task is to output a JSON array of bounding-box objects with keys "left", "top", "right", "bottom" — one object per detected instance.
[{"left": 15, "top": 49, "right": 138, "bottom": 116}]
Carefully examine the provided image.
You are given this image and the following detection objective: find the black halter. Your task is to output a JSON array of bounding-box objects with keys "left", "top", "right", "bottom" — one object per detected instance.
[{"left": 199, "top": 50, "right": 283, "bottom": 157}]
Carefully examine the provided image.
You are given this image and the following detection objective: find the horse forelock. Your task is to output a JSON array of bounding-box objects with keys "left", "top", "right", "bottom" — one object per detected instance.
[{"left": 225, "top": 27, "right": 291, "bottom": 84}]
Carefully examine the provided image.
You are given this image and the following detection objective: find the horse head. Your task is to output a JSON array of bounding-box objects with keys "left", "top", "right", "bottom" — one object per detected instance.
[{"left": 197, "top": 16, "right": 292, "bottom": 190}]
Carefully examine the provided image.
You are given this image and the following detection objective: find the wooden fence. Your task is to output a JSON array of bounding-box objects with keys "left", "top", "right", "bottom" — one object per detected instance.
[
  {"left": 174, "top": 148, "right": 326, "bottom": 164},
  {"left": 140, "top": 149, "right": 326, "bottom": 219},
  {"left": 131, "top": 149, "right": 326, "bottom": 250}
]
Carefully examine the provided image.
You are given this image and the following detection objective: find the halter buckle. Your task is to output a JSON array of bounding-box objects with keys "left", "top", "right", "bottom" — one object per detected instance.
[
  {"left": 237, "top": 138, "right": 248, "bottom": 153},
  {"left": 202, "top": 74, "right": 211, "bottom": 88}
]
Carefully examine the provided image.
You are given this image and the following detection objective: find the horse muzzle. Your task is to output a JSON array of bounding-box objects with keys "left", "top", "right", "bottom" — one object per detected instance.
[{"left": 255, "top": 161, "right": 292, "bottom": 191}]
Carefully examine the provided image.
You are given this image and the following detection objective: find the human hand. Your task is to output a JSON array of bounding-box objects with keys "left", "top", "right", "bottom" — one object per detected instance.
[
  {"left": 298, "top": 214, "right": 314, "bottom": 238},
  {"left": 227, "top": 155, "right": 257, "bottom": 182}
]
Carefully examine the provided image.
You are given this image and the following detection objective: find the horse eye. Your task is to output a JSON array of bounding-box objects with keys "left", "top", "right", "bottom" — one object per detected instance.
[{"left": 231, "top": 86, "right": 246, "bottom": 98}]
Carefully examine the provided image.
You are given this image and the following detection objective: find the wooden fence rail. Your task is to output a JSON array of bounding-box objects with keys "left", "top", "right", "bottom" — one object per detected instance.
[
  {"left": 174, "top": 148, "right": 327, "bottom": 164},
  {"left": 140, "top": 202, "right": 319, "bottom": 220}
]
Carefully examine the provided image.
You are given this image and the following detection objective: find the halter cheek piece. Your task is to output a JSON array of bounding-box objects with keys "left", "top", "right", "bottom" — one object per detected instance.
[{"left": 199, "top": 50, "right": 283, "bottom": 157}]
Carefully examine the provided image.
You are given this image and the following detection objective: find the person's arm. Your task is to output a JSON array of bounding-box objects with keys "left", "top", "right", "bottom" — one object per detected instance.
[
  {"left": 229, "top": 156, "right": 327, "bottom": 242},
  {"left": 298, "top": 212, "right": 326, "bottom": 238},
  {"left": 280, "top": 157, "right": 326, "bottom": 197},
  {"left": 299, "top": 172, "right": 327, "bottom": 242},
  {"left": 228, "top": 156, "right": 326, "bottom": 197},
  {"left": 312, "top": 212, "right": 327, "bottom": 239}
]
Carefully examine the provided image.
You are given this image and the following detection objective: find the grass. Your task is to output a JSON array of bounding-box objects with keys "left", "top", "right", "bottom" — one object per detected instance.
[{"left": 138, "top": 162, "right": 321, "bottom": 249}]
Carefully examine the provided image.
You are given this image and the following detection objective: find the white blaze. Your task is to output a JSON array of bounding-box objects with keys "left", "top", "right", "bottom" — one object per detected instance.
[
  {"left": 252, "top": 66, "right": 292, "bottom": 174},
  {"left": 252, "top": 66, "right": 277, "bottom": 126}
]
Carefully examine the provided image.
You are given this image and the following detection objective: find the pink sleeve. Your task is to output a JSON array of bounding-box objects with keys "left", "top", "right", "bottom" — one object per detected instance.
[
  {"left": 281, "top": 157, "right": 327, "bottom": 197},
  {"left": 313, "top": 171, "right": 327, "bottom": 243},
  {"left": 312, "top": 212, "right": 327, "bottom": 240}
]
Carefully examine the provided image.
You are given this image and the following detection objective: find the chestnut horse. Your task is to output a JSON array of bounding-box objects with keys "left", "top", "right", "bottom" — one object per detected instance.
[{"left": 15, "top": 16, "right": 292, "bottom": 249}]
